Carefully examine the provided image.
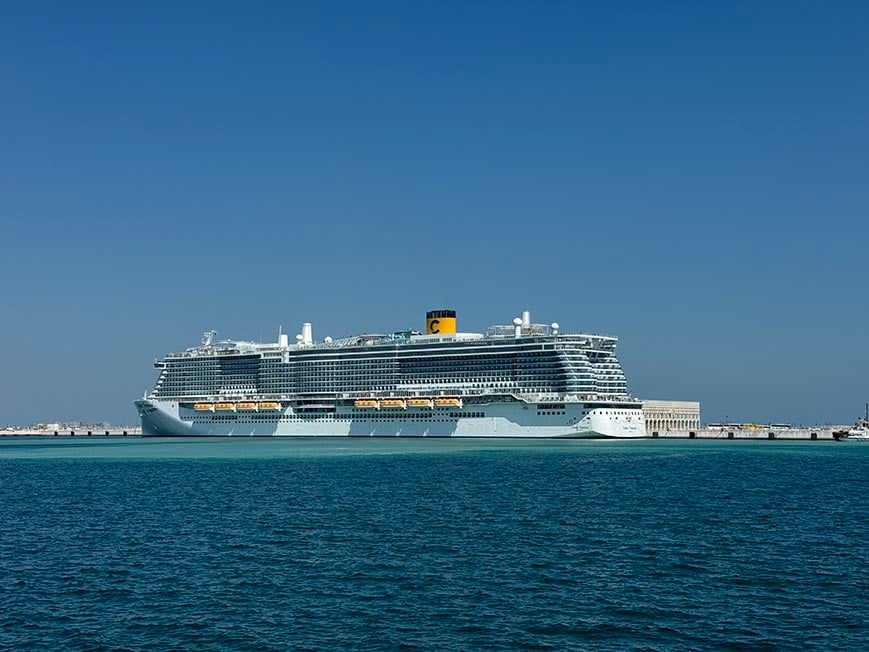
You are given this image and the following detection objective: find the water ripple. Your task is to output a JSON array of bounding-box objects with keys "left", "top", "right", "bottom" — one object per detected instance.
[{"left": 0, "top": 439, "right": 867, "bottom": 650}]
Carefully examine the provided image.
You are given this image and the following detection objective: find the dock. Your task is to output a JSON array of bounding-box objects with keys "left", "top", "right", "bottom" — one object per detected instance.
[
  {"left": 0, "top": 428, "right": 142, "bottom": 437},
  {"left": 650, "top": 428, "right": 836, "bottom": 441}
]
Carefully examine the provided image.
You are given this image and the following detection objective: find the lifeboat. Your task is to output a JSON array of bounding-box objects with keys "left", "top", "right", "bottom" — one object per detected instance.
[
  {"left": 434, "top": 397, "right": 463, "bottom": 407},
  {"left": 407, "top": 398, "right": 433, "bottom": 408},
  {"left": 236, "top": 402, "right": 258, "bottom": 410},
  {"left": 258, "top": 402, "right": 281, "bottom": 410},
  {"left": 354, "top": 399, "right": 380, "bottom": 409},
  {"left": 381, "top": 399, "right": 406, "bottom": 409},
  {"left": 194, "top": 403, "right": 214, "bottom": 411},
  {"left": 216, "top": 402, "right": 236, "bottom": 411}
]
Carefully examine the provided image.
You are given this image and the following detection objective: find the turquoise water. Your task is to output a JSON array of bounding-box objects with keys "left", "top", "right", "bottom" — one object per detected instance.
[{"left": 1, "top": 438, "right": 867, "bottom": 650}]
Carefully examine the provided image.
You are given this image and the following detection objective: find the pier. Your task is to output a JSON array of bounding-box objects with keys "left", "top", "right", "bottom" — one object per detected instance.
[
  {"left": 0, "top": 428, "right": 142, "bottom": 437},
  {"left": 1, "top": 427, "right": 839, "bottom": 439},
  {"left": 650, "top": 428, "right": 836, "bottom": 441}
]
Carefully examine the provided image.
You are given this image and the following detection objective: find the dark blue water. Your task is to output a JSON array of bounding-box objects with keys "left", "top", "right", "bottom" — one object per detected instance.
[{"left": 1, "top": 438, "right": 867, "bottom": 650}]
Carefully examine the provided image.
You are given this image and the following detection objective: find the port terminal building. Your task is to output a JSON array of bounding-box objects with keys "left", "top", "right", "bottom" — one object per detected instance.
[{"left": 643, "top": 400, "right": 701, "bottom": 433}]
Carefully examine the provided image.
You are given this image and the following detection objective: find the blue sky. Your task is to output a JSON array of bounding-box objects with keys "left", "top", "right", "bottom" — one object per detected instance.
[{"left": 1, "top": 1, "right": 866, "bottom": 426}]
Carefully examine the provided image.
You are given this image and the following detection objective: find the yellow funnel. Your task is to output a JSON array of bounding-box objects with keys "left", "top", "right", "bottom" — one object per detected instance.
[{"left": 426, "top": 309, "right": 456, "bottom": 335}]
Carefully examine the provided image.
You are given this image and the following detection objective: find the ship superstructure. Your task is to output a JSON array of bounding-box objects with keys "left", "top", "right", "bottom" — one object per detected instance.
[{"left": 134, "top": 310, "right": 645, "bottom": 438}]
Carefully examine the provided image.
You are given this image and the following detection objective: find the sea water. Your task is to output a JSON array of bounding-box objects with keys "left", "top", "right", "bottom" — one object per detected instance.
[{"left": 1, "top": 437, "right": 867, "bottom": 650}]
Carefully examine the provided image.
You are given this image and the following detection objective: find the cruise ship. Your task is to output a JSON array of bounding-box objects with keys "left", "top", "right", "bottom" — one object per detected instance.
[{"left": 134, "top": 310, "right": 646, "bottom": 438}]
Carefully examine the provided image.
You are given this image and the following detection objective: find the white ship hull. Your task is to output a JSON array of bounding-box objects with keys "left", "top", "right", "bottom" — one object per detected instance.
[
  {"left": 845, "top": 429, "right": 869, "bottom": 441},
  {"left": 135, "top": 399, "right": 646, "bottom": 439}
]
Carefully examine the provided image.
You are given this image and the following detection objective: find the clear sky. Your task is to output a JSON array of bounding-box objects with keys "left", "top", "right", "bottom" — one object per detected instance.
[{"left": 1, "top": 1, "right": 867, "bottom": 426}]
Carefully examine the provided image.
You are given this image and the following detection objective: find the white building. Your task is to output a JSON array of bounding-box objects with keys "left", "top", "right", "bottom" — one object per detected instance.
[{"left": 643, "top": 400, "right": 701, "bottom": 433}]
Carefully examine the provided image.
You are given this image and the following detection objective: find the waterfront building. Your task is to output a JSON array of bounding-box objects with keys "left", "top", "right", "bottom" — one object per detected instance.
[{"left": 643, "top": 400, "right": 702, "bottom": 433}]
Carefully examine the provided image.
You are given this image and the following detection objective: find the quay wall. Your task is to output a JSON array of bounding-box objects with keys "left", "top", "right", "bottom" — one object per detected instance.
[
  {"left": 0, "top": 428, "right": 838, "bottom": 440},
  {"left": 1, "top": 428, "right": 142, "bottom": 437},
  {"left": 651, "top": 428, "right": 836, "bottom": 441}
]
